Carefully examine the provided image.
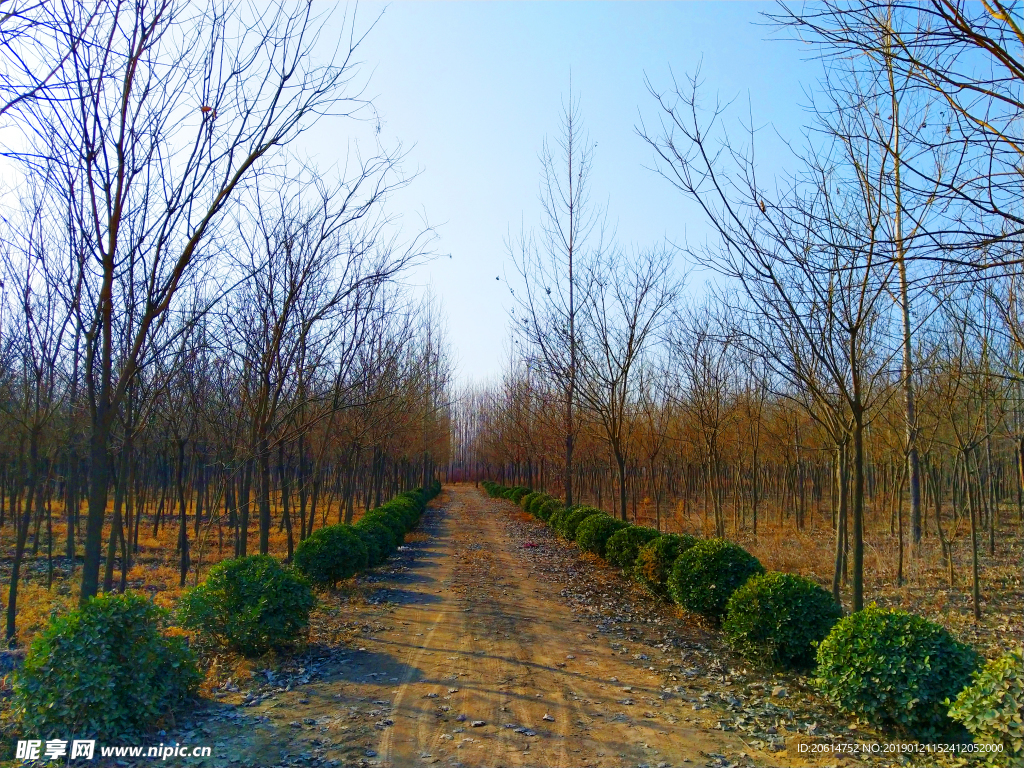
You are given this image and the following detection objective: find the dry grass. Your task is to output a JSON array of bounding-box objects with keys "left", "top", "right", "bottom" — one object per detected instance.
[
  {"left": 8, "top": 582, "right": 77, "bottom": 645},
  {"left": 615, "top": 494, "right": 1024, "bottom": 659},
  {"left": 0, "top": 495, "right": 400, "bottom": 649}
]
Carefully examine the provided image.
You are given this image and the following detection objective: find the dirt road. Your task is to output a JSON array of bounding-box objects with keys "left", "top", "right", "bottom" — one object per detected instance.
[{"left": 187, "top": 486, "right": 885, "bottom": 768}]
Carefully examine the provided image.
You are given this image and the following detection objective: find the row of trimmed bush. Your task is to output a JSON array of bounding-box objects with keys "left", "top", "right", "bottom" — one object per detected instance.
[
  {"left": 183, "top": 479, "right": 443, "bottom": 654},
  {"left": 295, "top": 481, "right": 441, "bottom": 589},
  {"left": 12, "top": 481, "right": 443, "bottom": 743},
  {"left": 485, "top": 481, "right": 1022, "bottom": 756}
]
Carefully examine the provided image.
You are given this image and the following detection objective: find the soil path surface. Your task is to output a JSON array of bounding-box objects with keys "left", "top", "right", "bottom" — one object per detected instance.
[{"left": 187, "top": 486, "right": 877, "bottom": 768}]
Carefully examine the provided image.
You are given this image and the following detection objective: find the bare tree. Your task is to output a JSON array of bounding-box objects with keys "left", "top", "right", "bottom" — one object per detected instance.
[
  {"left": 0, "top": 0, "right": 98, "bottom": 121},
  {"left": 670, "top": 304, "right": 737, "bottom": 538},
  {"left": 512, "top": 89, "right": 604, "bottom": 507},
  {"left": 639, "top": 71, "right": 902, "bottom": 610},
  {"left": 0, "top": 174, "right": 74, "bottom": 639},
  {"left": 9, "top": 0, "right": 388, "bottom": 601},
  {"left": 772, "top": 0, "right": 1024, "bottom": 264},
  {"left": 224, "top": 160, "right": 423, "bottom": 556},
  {"left": 577, "top": 247, "right": 680, "bottom": 521}
]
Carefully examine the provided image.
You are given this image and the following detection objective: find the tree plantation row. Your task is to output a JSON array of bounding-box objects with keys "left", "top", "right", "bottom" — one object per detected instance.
[
  {"left": 0, "top": 0, "right": 453, "bottom": 645},
  {"left": 12, "top": 483, "right": 440, "bottom": 744},
  {"left": 458, "top": 334, "right": 1021, "bottom": 624},
  {"left": 447, "top": 1, "right": 1024, "bottom": 635},
  {"left": 483, "top": 481, "right": 1021, "bottom": 758}
]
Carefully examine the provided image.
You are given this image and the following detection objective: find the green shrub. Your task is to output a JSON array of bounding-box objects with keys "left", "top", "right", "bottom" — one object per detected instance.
[
  {"left": 548, "top": 506, "right": 567, "bottom": 529},
  {"left": 381, "top": 497, "right": 419, "bottom": 529},
  {"left": 605, "top": 526, "right": 661, "bottom": 570},
  {"left": 509, "top": 486, "right": 531, "bottom": 503},
  {"left": 521, "top": 491, "right": 542, "bottom": 513},
  {"left": 354, "top": 518, "right": 397, "bottom": 558},
  {"left": 482, "top": 480, "right": 506, "bottom": 497},
  {"left": 723, "top": 572, "right": 842, "bottom": 669},
  {"left": 668, "top": 538, "right": 764, "bottom": 621},
  {"left": 557, "top": 506, "right": 605, "bottom": 539},
  {"left": 351, "top": 523, "right": 389, "bottom": 567},
  {"left": 13, "top": 591, "right": 200, "bottom": 741},
  {"left": 396, "top": 490, "right": 426, "bottom": 511},
  {"left": 540, "top": 499, "right": 564, "bottom": 523},
  {"left": 633, "top": 534, "right": 699, "bottom": 599},
  {"left": 575, "top": 515, "right": 630, "bottom": 558},
  {"left": 361, "top": 510, "right": 405, "bottom": 547},
  {"left": 293, "top": 524, "right": 369, "bottom": 589},
  {"left": 815, "top": 605, "right": 981, "bottom": 738},
  {"left": 550, "top": 504, "right": 578, "bottom": 535},
  {"left": 529, "top": 494, "right": 552, "bottom": 516},
  {"left": 947, "top": 648, "right": 1023, "bottom": 765},
  {"left": 178, "top": 554, "right": 316, "bottom": 656}
]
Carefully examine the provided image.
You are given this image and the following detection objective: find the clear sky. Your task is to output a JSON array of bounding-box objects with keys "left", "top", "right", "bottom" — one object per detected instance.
[{"left": 308, "top": 2, "right": 820, "bottom": 386}]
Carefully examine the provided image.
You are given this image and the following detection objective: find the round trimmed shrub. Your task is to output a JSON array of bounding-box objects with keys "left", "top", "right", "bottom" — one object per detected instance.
[
  {"left": 179, "top": 554, "right": 316, "bottom": 656},
  {"left": 551, "top": 504, "right": 580, "bottom": 536},
  {"left": 361, "top": 510, "right": 405, "bottom": 547},
  {"left": 13, "top": 592, "right": 200, "bottom": 741},
  {"left": 668, "top": 538, "right": 764, "bottom": 620},
  {"left": 540, "top": 499, "right": 564, "bottom": 523},
  {"left": 548, "top": 506, "right": 568, "bottom": 529},
  {"left": 394, "top": 490, "right": 421, "bottom": 508},
  {"left": 354, "top": 518, "right": 397, "bottom": 560},
  {"left": 633, "top": 534, "right": 699, "bottom": 599},
  {"left": 509, "top": 486, "right": 531, "bottom": 503},
  {"left": 723, "top": 571, "right": 842, "bottom": 669},
  {"left": 605, "top": 526, "right": 661, "bottom": 570},
  {"left": 380, "top": 496, "right": 420, "bottom": 529},
  {"left": 557, "top": 506, "right": 604, "bottom": 539},
  {"left": 521, "top": 491, "right": 542, "bottom": 512},
  {"left": 948, "top": 648, "right": 1024, "bottom": 766},
  {"left": 530, "top": 494, "right": 553, "bottom": 516},
  {"left": 294, "top": 524, "right": 369, "bottom": 589},
  {"left": 575, "top": 515, "right": 630, "bottom": 558},
  {"left": 815, "top": 605, "right": 981, "bottom": 738},
  {"left": 351, "top": 525, "right": 382, "bottom": 567}
]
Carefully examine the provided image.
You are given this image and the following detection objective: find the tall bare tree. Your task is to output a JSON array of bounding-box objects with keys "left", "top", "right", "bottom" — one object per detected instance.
[
  {"left": 512, "top": 89, "right": 604, "bottom": 507},
  {"left": 577, "top": 247, "right": 680, "bottom": 521},
  {"left": 639, "top": 71, "right": 902, "bottom": 610},
  {"left": 9, "top": 0, "right": 386, "bottom": 601}
]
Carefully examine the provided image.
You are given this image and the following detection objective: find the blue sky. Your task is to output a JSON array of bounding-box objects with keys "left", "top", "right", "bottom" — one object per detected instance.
[{"left": 310, "top": 2, "right": 819, "bottom": 385}]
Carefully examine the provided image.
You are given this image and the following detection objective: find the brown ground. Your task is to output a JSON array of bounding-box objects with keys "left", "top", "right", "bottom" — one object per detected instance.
[{"left": 162, "top": 485, "right": 921, "bottom": 768}]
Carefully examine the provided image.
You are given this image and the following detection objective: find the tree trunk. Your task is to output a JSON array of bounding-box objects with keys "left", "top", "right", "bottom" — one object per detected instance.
[
  {"left": 65, "top": 446, "right": 78, "bottom": 560},
  {"left": 176, "top": 439, "right": 190, "bottom": 587},
  {"left": 239, "top": 458, "right": 252, "bottom": 557},
  {"left": 279, "top": 441, "right": 293, "bottom": 562},
  {"left": 852, "top": 416, "right": 865, "bottom": 612},
  {"left": 103, "top": 447, "right": 130, "bottom": 592},
  {"left": 616, "top": 451, "right": 628, "bottom": 522},
  {"left": 81, "top": 412, "right": 112, "bottom": 603},
  {"left": 7, "top": 431, "right": 38, "bottom": 640},
  {"left": 297, "top": 435, "right": 308, "bottom": 541},
  {"left": 966, "top": 450, "right": 982, "bottom": 622},
  {"left": 258, "top": 440, "right": 271, "bottom": 555},
  {"left": 832, "top": 441, "right": 847, "bottom": 604}
]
